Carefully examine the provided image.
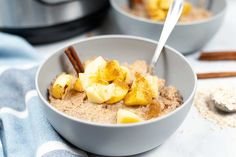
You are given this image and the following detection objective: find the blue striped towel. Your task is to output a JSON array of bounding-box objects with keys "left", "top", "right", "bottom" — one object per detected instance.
[{"left": 0, "top": 33, "right": 87, "bottom": 157}]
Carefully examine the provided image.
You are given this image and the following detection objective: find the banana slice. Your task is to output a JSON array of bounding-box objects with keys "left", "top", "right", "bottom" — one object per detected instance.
[
  {"left": 79, "top": 73, "right": 109, "bottom": 91},
  {"left": 86, "top": 83, "right": 114, "bottom": 104},
  {"left": 124, "top": 73, "right": 152, "bottom": 105},
  {"left": 99, "top": 60, "right": 124, "bottom": 82},
  {"left": 84, "top": 56, "right": 106, "bottom": 74},
  {"left": 159, "top": 0, "right": 172, "bottom": 10},
  {"left": 117, "top": 109, "right": 143, "bottom": 124},
  {"left": 145, "top": 75, "right": 159, "bottom": 98},
  {"left": 145, "top": 0, "right": 159, "bottom": 11},
  {"left": 51, "top": 73, "right": 73, "bottom": 99},
  {"left": 144, "top": 0, "right": 192, "bottom": 21},
  {"left": 182, "top": 2, "right": 192, "bottom": 16},
  {"left": 124, "top": 89, "right": 152, "bottom": 105},
  {"left": 106, "top": 81, "right": 129, "bottom": 104},
  {"left": 120, "top": 66, "right": 132, "bottom": 84},
  {"left": 74, "top": 77, "right": 84, "bottom": 92}
]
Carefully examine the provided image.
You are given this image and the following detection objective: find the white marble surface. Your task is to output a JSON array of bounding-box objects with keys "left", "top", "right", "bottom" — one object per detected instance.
[{"left": 35, "top": 0, "right": 236, "bottom": 156}]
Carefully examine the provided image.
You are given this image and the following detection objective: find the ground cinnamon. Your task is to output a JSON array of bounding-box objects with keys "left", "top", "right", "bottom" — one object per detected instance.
[
  {"left": 199, "top": 51, "right": 236, "bottom": 61},
  {"left": 64, "top": 46, "right": 84, "bottom": 74}
]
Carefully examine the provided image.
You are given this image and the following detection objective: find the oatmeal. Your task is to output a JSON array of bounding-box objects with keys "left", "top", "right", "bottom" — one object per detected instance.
[
  {"left": 194, "top": 85, "right": 236, "bottom": 128},
  {"left": 124, "top": 0, "right": 213, "bottom": 23},
  {"left": 49, "top": 57, "right": 183, "bottom": 124}
]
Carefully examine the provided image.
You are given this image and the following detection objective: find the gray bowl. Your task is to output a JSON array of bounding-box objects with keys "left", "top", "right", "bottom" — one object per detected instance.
[
  {"left": 110, "top": 0, "right": 226, "bottom": 54},
  {"left": 36, "top": 35, "right": 197, "bottom": 156}
]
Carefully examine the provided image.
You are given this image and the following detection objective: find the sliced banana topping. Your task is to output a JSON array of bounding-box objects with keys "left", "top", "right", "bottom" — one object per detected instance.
[
  {"left": 117, "top": 109, "right": 143, "bottom": 124},
  {"left": 51, "top": 73, "right": 73, "bottom": 99}
]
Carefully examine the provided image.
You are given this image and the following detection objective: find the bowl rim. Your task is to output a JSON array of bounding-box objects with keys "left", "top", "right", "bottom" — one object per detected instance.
[
  {"left": 35, "top": 35, "right": 197, "bottom": 128},
  {"left": 110, "top": 0, "right": 227, "bottom": 26}
]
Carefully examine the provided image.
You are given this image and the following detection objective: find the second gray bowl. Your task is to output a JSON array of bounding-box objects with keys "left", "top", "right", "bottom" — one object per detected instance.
[{"left": 110, "top": 0, "right": 227, "bottom": 54}]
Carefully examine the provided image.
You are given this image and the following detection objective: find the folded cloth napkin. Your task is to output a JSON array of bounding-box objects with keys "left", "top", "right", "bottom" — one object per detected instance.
[{"left": 0, "top": 33, "right": 87, "bottom": 157}]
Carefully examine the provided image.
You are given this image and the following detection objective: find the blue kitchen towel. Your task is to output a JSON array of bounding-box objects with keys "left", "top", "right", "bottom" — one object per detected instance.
[
  {"left": 0, "top": 32, "right": 43, "bottom": 66},
  {"left": 0, "top": 33, "right": 88, "bottom": 157}
]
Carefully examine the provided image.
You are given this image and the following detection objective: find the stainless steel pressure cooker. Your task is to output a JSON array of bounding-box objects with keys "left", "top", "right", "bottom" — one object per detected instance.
[{"left": 0, "top": 0, "right": 109, "bottom": 44}]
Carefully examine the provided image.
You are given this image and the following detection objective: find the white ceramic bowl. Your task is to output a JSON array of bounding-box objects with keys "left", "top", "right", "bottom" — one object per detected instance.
[
  {"left": 36, "top": 35, "right": 197, "bottom": 156},
  {"left": 110, "top": 0, "right": 227, "bottom": 54}
]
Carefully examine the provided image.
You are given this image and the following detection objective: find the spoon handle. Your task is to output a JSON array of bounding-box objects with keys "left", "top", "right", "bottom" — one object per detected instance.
[{"left": 150, "top": 0, "right": 184, "bottom": 69}]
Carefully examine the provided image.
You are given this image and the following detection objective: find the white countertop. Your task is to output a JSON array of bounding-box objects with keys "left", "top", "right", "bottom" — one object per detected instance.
[{"left": 35, "top": 0, "right": 236, "bottom": 156}]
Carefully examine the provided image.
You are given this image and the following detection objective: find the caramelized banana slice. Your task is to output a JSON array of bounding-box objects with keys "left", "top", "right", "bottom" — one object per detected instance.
[
  {"left": 117, "top": 109, "right": 143, "bottom": 124},
  {"left": 124, "top": 73, "right": 152, "bottom": 105},
  {"left": 145, "top": 0, "right": 192, "bottom": 21},
  {"left": 99, "top": 60, "right": 124, "bottom": 82},
  {"left": 106, "top": 81, "right": 129, "bottom": 104},
  {"left": 51, "top": 73, "right": 73, "bottom": 99},
  {"left": 124, "top": 89, "right": 152, "bottom": 105}
]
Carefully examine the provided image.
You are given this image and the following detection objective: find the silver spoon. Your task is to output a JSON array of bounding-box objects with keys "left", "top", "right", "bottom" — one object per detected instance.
[{"left": 150, "top": 0, "right": 184, "bottom": 72}]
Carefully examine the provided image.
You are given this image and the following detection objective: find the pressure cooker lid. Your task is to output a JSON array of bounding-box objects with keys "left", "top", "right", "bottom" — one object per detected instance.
[
  {"left": 0, "top": 0, "right": 109, "bottom": 28},
  {"left": 0, "top": 1, "right": 110, "bottom": 45}
]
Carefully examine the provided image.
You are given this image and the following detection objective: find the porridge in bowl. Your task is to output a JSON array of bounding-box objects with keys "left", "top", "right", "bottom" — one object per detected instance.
[
  {"left": 48, "top": 47, "right": 183, "bottom": 124},
  {"left": 124, "top": 0, "right": 213, "bottom": 22},
  {"left": 36, "top": 36, "right": 197, "bottom": 156}
]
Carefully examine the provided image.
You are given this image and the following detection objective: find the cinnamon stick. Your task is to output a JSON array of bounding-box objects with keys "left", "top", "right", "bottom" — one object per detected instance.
[
  {"left": 199, "top": 51, "right": 236, "bottom": 61},
  {"left": 128, "top": 0, "right": 142, "bottom": 8},
  {"left": 64, "top": 46, "right": 84, "bottom": 74},
  {"left": 197, "top": 72, "right": 236, "bottom": 79}
]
